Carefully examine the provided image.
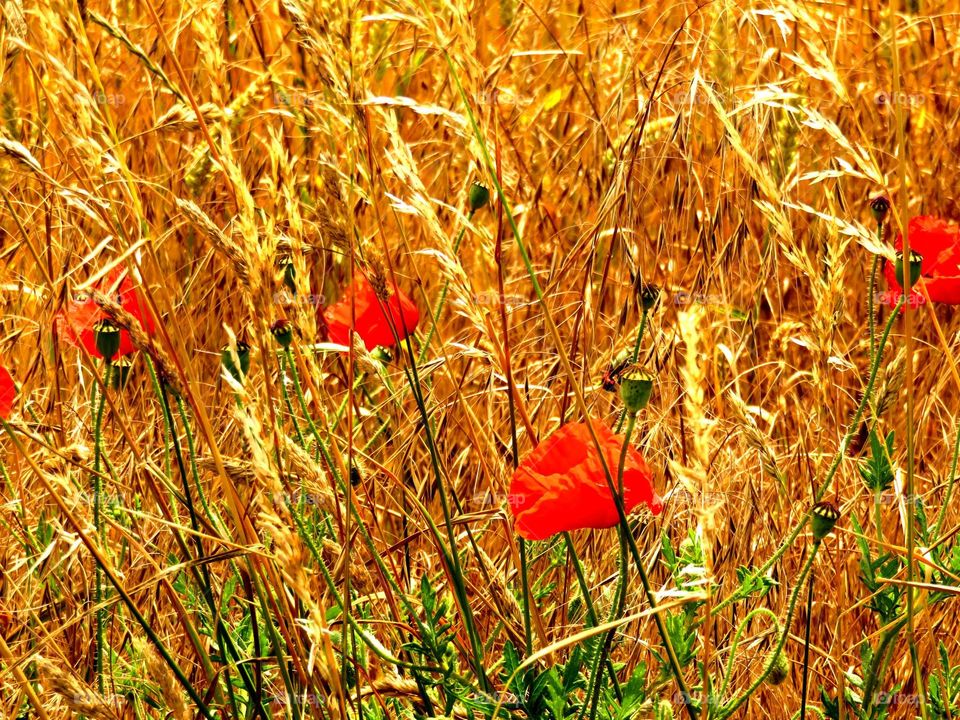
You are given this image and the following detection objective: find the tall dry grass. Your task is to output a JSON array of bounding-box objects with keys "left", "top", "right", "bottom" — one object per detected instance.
[{"left": 1, "top": 0, "right": 960, "bottom": 718}]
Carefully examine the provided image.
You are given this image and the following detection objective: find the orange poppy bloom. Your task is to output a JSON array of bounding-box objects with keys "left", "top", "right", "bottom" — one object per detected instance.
[
  {"left": 883, "top": 215, "right": 960, "bottom": 307},
  {"left": 0, "top": 363, "right": 14, "bottom": 419},
  {"left": 509, "top": 420, "right": 663, "bottom": 540},
  {"left": 324, "top": 271, "right": 419, "bottom": 350},
  {"left": 58, "top": 269, "right": 155, "bottom": 359}
]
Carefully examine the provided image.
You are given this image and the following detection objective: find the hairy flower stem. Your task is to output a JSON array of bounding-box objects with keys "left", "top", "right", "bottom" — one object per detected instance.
[
  {"left": 279, "top": 351, "right": 307, "bottom": 449},
  {"left": 933, "top": 418, "right": 960, "bottom": 541},
  {"left": 717, "top": 608, "right": 779, "bottom": 700},
  {"left": 585, "top": 413, "right": 638, "bottom": 720},
  {"left": 717, "top": 544, "right": 820, "bottom": 719},
  {"left": 92, "top": 361, "right": 111, "bottom": 693},
  {"left": 800, "top": 570, "right": 814, "bottom": 720},
  {"left": 710, "top": 298, "right": 903, "bottom": 620}
]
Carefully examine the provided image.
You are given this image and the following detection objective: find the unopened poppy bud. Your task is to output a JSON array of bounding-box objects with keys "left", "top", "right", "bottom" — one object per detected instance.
[
  {"left": 811, "top": 501, "right": 840, "bottom": 541},
  {"left": 371, "top": 346, "right": 393, "bottom": 364},
  {"left": 222, "top": 341, "right": 250, "bottom": 382},
  {"left": 468, "top": 182, "right": 490, "bottom": 212},
  {"left": 271, "top": 319, "right": 293, "bottom": 348},
  {"left": 637, "top": 283, "right": 660, "bottom": 312},
  {"left": 110, "top": 355, "right": 134, "bottom": 390},
  {"left": 765, "top": 650, "right": 789, "bottom": 685},
  {"left": 895, "top": 250, "right": 922, "bottom": 288},
  {"left": 94, "top": 319, "right": 121, "bottom": 362},
  {"left": 870, "top": 195, "right": 890, "bottom": 224},
  {"left": 620, "top": 367, "right": 654, "bottom": 413}
]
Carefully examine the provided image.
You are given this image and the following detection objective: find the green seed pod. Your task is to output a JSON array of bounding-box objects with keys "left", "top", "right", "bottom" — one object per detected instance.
[
  {"left": 765, "top": 650, "right": 790, "bottom": 686},
  {"left": 110, "top": 355, "right": 134, "bottom": 390},
  {"left": 371, "top": 346, "right": 393, "bottom": 365},
  {"left": 94, "top": 319, "right": 121, "bottom": 362},
  {"left": 895, "top": 250, "right": 922, "bottom": 288},
  {"left": 638, "top": 282, "right": 660, "bottom": 312},
  {"left": 811, "top": 501, "right": 840, "bottom": 542},
  {"left": 870, "top": 195, "right": 890, "bottom": 224},
  {"left": 468, "top": 182, "right": 490, "bottom": 212},
  {"left": 271, "top": 319, "right": 293, "bottom": 348},
  {"left": 222, "top": 341, "right": 250, "bottom": 383},
  {"left": 620, "top": 367, "right": 655, "bottom": 413}
]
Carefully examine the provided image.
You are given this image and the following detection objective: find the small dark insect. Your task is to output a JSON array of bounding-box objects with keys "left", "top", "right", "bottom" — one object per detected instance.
[{"left": 601, "top": 349, "right": 633, "bottom": 392}]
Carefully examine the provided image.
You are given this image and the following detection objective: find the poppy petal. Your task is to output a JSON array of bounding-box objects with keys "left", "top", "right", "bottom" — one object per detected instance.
[
  {"left": 0, "top": 364, "right": 14, "bottom": 419},
  {"left": 884, "top": 216, "right": 960, "bottom": 306},
  {"left": 324, "top": 271, "right": 419, "bottom": 350},
  {"left": 509, "top": 420, "right": 662, "bottom": 541}
]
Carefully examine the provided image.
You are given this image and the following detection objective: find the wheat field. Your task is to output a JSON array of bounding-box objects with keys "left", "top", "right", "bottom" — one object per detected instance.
[{"left": 1, "top": 0, "right": 959, "bottom": 718}]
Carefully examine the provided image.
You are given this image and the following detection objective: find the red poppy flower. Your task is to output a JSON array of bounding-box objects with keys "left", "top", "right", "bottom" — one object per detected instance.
[
  {"left": 324, "top": 271, "right": 419, "bottom": 350},
  {"left": 508, "top": 420, "right": 663, "bottom": 541},
  {"left": 882, "top": 215, "right": 960, "bottom": 307},
  {"left": 58, "top": 269, "right": 155, "bottom": 359},
  {"left": 0, "top": 364, "right": 15, "bottom": 419}
]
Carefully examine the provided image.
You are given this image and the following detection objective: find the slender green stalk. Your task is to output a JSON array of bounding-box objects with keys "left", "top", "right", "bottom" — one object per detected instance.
[
  {"left": 874, "top": 488, "right": 884, "bottom": 545},
  {"left": 586, "top": 413, "right": 639, "bottom": 720},
  {"left": 933, "top": 422, "right": 960, "bottom": 541},
  {"left": 800, "top": 571, "right": 814, "bottom": 720},
  {"left": 280, "top": 351, "right": 307, "bottom": 450},
  {"left": 92, "top": 361, "right": 111, "bottom": 694}
]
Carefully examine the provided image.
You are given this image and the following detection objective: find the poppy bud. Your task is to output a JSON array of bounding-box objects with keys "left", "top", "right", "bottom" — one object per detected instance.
[
  {"left": 637, "top": 282, "right": 660, "bottom": 312},
  {"left": 94, "top": 319, "right": 121, "bottom": 362},
  {"left": 468, "top": 182, "right": 490, "bottom": 212},
  {"left": 765, "top": 650, "right": 790, "bottom": 685},
  {"left": 371, "top": 346, "right": 393, "bottom": 364},
  {"left": 895, "top": 250, "right": 922, "bottom": 288},
  {"left": 222, "top": 341, "right": 250, "bottom": 382},
  {"left": 110, "top": 355, "right": 134, "bottom": 390},
  {"left": 811, "top": 501, "right": 840, "bottom": 542},
  {"left": 620, "top": 367, "right": 654, "bottom": 413},
  {"left": 271, "top": 319, "right": 293, "bottom": 348},
  {"left": 870, "top": 195, "right": 890, "bottom": 224}
]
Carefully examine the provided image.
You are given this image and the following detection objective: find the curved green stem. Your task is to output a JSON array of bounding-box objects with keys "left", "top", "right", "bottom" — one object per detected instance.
[
  {"left": 717, "top": 608, "right": 779, "bottom": 701},
  {"left": 716, "top": 544, "right": 820, "bottom": 720}
]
